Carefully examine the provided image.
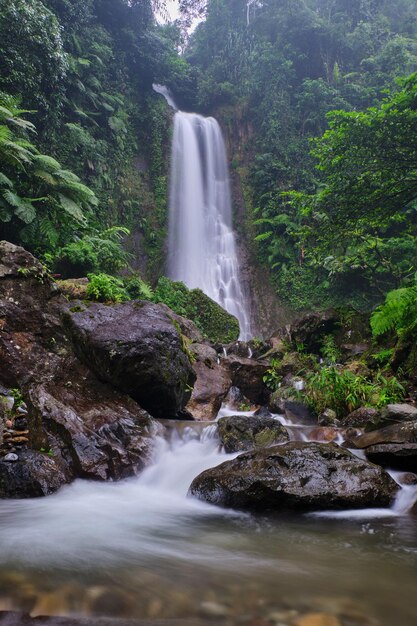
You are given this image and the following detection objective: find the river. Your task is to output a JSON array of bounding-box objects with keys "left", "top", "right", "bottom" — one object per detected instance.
[{"left": 0, "top": 413, "right": 416, "bottom": 625}]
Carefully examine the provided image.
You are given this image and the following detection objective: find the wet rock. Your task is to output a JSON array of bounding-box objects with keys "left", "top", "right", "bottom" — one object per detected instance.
[
  {"left": 380, "top": 403, "right": 417, "bottom": 424},
  {"left": 365, "top": 443, "right": 417, "bottom": 473},
  {"left": 278, "top": 400, "right": 316, "bottom": 425},
  {"left": 223, "top": 354, "right": 270, "bottom": 404},
  {"left": 189, "top": 442, "right": 397, "bottom": 511},
  {"left": 157, "top": 302, "right": 205, "bottom": 344},
  {"left": 0, "top": 450, "right": 67, "bottom": 497},
  {"left": 64, "top": 300, "right": 196, "bottom": 418},
  {"left": 349, "top": 420, "right": 417, "bottom": 449},
  {"left": 217, "top": 414, "right": 289, "bottom": 453},
  {"left": 318, "top": 409, "right": 339, "bottom": 427},
  {"left": 288, "top": 310, "right": 340, "bottom": 353},
  {"left": 223, "top": 386, "right": 254, "bottom": 411},
  {"left": 190, "top": 343, "right": 218, "bottom": 365},
  {"left": 254, "top": 406, "right": 272, "bottom": 418},
  {"left": 13, "top": 417, "right": 28, "bottom": 431},
  {"left": 186, "top": 359, "right": 231, "bottom": 421},
  {"left": 0, "top": 241, "right": 162, "bottom": 493},
  {"left": 401, "top": 472, "right": 417, "bottom": 485},
  {"left": 304, "top": 427, "right": 340, "bottom": 443},
  {"left": 225, "top": 340, "right": 256, "bottom": 359},
  {"left": 3, "top": 453, "right": 18, "bottom": 462},
  {"left": 28, "top": 375, "right": 159, "bottom": 481},
  {"left": 341, "top": 407, "right": 379, "bottom": 428}
]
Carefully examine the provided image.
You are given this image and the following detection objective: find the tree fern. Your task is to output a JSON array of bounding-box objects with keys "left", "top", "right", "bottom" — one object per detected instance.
[
  {"left": 57, "top": 193, "right": 86, "bottom": 223},
  {"left": 2, "top": 189, "right": 36, "bottom": 223},
  {"left": 371, "top": 284, "right": 417, "bottom": 337}
]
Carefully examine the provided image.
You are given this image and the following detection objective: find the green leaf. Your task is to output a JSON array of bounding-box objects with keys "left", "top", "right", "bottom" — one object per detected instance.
[{"left": 58, "top": 194, "right": 86, "bottom": 223}]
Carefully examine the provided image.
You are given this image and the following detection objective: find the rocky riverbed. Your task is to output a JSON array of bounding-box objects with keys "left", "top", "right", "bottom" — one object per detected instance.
[{"left": 1, "top": 241, "right": 417, "bottom": 625}]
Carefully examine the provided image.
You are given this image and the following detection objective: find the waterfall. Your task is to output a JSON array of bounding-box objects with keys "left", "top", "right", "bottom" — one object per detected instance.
[{"left": 167, "top": 110, "right": 252, "bottom": 341}]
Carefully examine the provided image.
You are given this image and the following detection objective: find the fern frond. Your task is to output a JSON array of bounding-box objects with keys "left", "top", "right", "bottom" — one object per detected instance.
[
  {"left": 57, "top": 194, "right": 86, "bottom": 223},
  {"left": 33, "top": 170, "right": 57, "bottom": 186},
  {"left": 2, "top": 190, "right": 36, "bottom": 223},
  {"left": 255, "top": 231, "right": 273, "bottom": 242},
  {"left": 32, "top": 154, "right": 61, "bottom": 172},
  {"left": 0, "top": 172, "right": 13, "bottom": 188},
  {"left": 371, "top": 286, "right": 417, "bottom": 337},
  {"left": 39, "top": 217, "right": 59, "bottom": 246}
]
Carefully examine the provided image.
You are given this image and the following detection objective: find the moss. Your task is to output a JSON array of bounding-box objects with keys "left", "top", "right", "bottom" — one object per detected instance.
[
  {"left": 188, "top": 288, "right": 240, "bottom": 344},
  {"left": 153, "top": 277, "right": 240, "bottom": 344}
]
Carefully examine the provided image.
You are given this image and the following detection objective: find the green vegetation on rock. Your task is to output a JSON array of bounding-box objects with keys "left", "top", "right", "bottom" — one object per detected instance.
[{"left": 153, "top": 277, "right": 240, "bottom": 343}]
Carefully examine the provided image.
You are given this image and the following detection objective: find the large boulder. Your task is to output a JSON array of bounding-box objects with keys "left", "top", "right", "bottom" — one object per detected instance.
[
  {"left": 341, "top": 407, "right": 380, "bottom": 428},
  {"left": 64, "top": 301, "right": 196, "bottom": 419},
  {"left": 223, "top": 354, "right": 270, "bottom": 404},
  {"left": 217, "top": 414, "right": 289, "bottom": 453},
  {"left": 27, "top": 366, "right": 160, "bottom": 481},
  {"left": 186, "top": 344, "right": 231, "bottom": 421},
  {"left": 189, "top": 442, "right": 396, "bottom": 511},
  {"left": 365, "top": 444, "right": 417, "bottom": 473},
  {"left": 379, "top": 403, "right": 417, "bottom": 424},
  {"left": 0, "top": 241, "right": 161, "bottom": 494},
  {"left": 288, "top": 310, "right": 340, "bottom": 353},
  {"left": 349, "top": 420, "right": 417, "bottom": 448},
  {"left": 0, "top": 450, "right": 67, "bottom": 498}
]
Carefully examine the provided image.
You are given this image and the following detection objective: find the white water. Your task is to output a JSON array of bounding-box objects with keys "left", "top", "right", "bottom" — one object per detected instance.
[
  {"left": 0, "top": 427, "right": 242, "bottom": 568},
  {"left": 168, "top": 111, "right": 251, "bottom": 341},
  {"left": 152, "top": 83, "right": 178, "bottom": 110},
  {"left": 0, "top": 420, "right": 417, "bottom": 624}
]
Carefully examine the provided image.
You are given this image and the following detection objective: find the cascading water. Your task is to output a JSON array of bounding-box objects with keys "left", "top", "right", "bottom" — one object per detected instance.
[
  {"left": 0, "top": 417, "right": 417, "bottom": 624},
  {"left": 154, "top": 85, "right": 252, "bottom": 340}
]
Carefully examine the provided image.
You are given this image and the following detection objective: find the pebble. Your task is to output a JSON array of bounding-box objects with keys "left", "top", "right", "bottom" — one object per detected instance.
[
  {"left": 11, "top": 436, "right": 29, "bottom": 444},
  {"left": 3, "top": 453, "right": 18, "bottom": 462},
  {"left": 200, "top": 600, "right": 229, "bottom": 618},
  {"left": 268, "top": 610, "right": 299, "bottom": 622}
]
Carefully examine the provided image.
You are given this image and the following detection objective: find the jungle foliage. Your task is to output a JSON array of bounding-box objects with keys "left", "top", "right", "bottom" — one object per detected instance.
[
  {"left": 0, "top": 0, "right": 185, "bottom": 277},
  {"left": 185, "top": 0, "right": 417, "bottom": 310}
]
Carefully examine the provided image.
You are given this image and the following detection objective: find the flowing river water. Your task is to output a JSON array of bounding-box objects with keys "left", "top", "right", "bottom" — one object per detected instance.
[{"left": 0, "top": 409, "right": 416, "bottom": 625}]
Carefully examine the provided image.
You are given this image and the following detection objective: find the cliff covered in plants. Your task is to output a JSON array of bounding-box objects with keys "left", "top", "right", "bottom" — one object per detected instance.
[
  {"left": 182, "top": 0, "right": 417, "bottom": 313},
  {"left": 0, "top": 0, "right": 190, "bottom": 279}
]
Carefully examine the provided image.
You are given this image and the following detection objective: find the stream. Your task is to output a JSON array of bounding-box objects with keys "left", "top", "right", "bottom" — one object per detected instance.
[{"left": 0, "top": 411, "right": 416, "bottom": 625}]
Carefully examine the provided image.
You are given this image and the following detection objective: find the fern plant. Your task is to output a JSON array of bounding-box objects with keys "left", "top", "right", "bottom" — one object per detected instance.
[
  {"left": 50, "top": 226, "right": 131, "bottom": 277},
  {"left": 0, "top": 91, "right": 98, "bottom": 252},
  {"left": 371, "top": 278, "right": 417, "bottom": 339}
]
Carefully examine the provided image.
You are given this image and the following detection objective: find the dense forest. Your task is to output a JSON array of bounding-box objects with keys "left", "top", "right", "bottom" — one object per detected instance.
[{"left": 179, "top": 0, "right": 417, "bottom": 311}]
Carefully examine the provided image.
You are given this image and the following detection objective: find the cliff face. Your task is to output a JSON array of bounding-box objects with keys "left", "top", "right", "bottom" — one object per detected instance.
[{"left": 215, "top": 103, "right": 295, "bottom": 337}]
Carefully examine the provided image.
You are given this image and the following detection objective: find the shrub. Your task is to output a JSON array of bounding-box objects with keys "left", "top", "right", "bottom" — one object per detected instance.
[
  {"left": 124, "top": 275, "right": 154, "bottom": 301},
  {"left": 301, "top": 365, "right": 405, "bottom": 416},
  {"left": 86, "top": 273, "right": 128, "bottom": 303},
  {"left": 52, "top": 227, "right": 131, "bottom": 277}
]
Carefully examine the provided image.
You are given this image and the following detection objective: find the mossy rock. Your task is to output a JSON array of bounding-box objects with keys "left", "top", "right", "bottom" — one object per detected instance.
[
  {"left": 153, "top": 277, "right": 240, "bottom": 344},
  {"left": 188, "top": 288, "right": 239, "bottom": 344}
]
